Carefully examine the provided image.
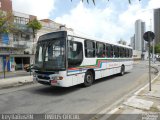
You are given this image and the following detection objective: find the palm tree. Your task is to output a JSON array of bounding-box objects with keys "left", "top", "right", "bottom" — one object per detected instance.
[
  {"left": 27, "top": 19, "right": 42, "bottom": 39},
  {"left": 27, "top": 19, "right": 42, "bottom": 54},
  {"left": 71, "top": 0, "right": 141, "bottom": 5}
]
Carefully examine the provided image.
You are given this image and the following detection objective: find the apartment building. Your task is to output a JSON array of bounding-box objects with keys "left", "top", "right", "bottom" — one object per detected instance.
[
  {"left": 0, "top": 0, "right": 36, "bottom": 72},
  {"left": 36, "top": 19, "right": 63, "bottom": 44},
  {"left": 154, "top": 8, "right": 160, "bottom": 44},
  {"left": 37, "top": 19, "right": 72, "bottom": 40},
  {"left": 0, "top": 0, "right": 70, "bottom": 72},
  {"left": 135, "top": 20, "right": 146, "bottom": 51}
]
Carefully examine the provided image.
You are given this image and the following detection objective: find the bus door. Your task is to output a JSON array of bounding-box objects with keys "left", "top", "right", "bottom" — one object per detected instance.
[{"left": 67, "top": 39, "right": 83, "bottom": 85}]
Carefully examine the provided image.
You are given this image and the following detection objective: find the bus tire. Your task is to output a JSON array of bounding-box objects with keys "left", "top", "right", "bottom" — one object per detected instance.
[
  {"left": 120, "top": 65, "right": 125, "bottom": 76},
  {"left": 83, "top": 71, "right": 93, "bottom": 87}
]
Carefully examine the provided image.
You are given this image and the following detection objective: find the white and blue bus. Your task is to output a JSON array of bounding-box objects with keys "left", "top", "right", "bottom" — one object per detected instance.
[{"left": 33, "top": 30, "right": 133, "bottom": 87}]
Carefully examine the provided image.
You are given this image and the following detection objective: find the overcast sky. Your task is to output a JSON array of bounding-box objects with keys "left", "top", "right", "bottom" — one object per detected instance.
[{"left": 12, "top": 0, "right": 160, "bottom": 44}]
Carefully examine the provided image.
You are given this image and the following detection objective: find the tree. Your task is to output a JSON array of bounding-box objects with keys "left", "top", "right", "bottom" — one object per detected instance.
[
  {"left": 71, "top": 0, "right": 141, "bottom": 5},
  {"left": 150, "top": 43, "right": 160, "bottom": 54},
  {"left": 27, "top": 19, "right": 42, "bottom": 54},
  {"left": 27, "top": 19, "right": 42, "bottom": 38},
  {"left": 0, "top": 10, "right": 14, "bottom": 33},
  {"left": 155, "top": 44, "right": 160, "bottom": 54}
]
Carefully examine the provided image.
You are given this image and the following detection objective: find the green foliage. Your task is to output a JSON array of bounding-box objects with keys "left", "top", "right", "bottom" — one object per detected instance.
[
  {"left": 150, "top": 44, "right": 160, "bottom": 54},
  {"left": 27, "top": 19, "right": 42, "bottom": 38},
  {"left": 27, "top": 19, "right": 42, "bottom": 31},
  {"left": 71, "top": 0, "right": 141, "bottom": 5},
  {"left": 0, "top": 10, "right": 14, "bottom": 33},
  {"left": 155, "top": 44, "right": 160, "bottom": 54}
]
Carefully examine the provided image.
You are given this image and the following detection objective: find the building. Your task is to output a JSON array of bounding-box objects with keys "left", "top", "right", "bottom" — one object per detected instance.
[
  {"left": 0, "top": 0, "right": 12, "bottom": 72},
  {"left": 37, "top": 19, "right": 73, "bottom": 40},
  {"left": 0, "top": 0, "right": 73, "bottom": 72},
  {"left": 0, "top": 0, "right": 12, "bottom": 12},
  {"left": 0, "top": 0, "right": 36, "bottom": 72},
  {"left": 154, "top": 8, "right": 160, "bottom": 44},
  {"left": 135, "top": 19, "right": 146, "bottom": 51},
  {"left": 37, "top": 19, "right": 64, "bottom": 40},
  {"left": 11, "top": 11, "right": 36, "bottom": 71},
  {"left": 131, "top": 20, "right": 148, "bottom": 60},
  {"left": 130, "top": 35, "right": 135, "bottom": 50}
]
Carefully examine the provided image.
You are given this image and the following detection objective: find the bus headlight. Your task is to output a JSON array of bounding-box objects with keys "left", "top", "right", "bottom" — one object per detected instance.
[
  {"left": 51, "top": 76, "right": 63, "bottom": 80},
  {"left": 58, "top": 76, "right": 63, "bottom": 80}
]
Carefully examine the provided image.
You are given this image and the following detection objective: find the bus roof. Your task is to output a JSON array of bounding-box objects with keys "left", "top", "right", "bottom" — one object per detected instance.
[
  {"left": 38, "top": 30, "right": 132, "bottom": 49},
  {"left": 67, "top": 30, "right": 132, "bottom": 49}
]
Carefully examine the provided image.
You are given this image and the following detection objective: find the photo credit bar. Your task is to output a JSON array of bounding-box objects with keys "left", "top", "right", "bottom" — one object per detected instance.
[{"left": 1, "top": 114, "right": 33, "bottom": 120}]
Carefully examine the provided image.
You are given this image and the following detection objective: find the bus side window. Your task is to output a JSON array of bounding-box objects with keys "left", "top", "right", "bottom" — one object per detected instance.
[
  {"left": 106, "top": 44, "right": 109, "bottom": 57},
  {"left": 125, "top": 48, "right": 127, "bottom": 58},
  {"left": 85, "top": 40, "right": 95, "bottom": 58},
  {"left": 118, "top": 47, "right": 121, "bottom": 57},
  {"left": 115, "top": 46, "right": 119, "bottom": 58},
  {"left": 110, "top": 45, "right": 114, "bottom": 58},
  {"left": 129, "top": 49, "right": 130, "bottom": 57},
  {"left": 96, "top": 42, "right": 105, "bottom": 58},
  {"left": 113, "top": 46, "right": 119, "bottom": 58},
  {"left": 121, "top": 48, "right": 125, "bottom": 58},
  {"left": 129, "top": 49, "right": 132, "bottom": 58},
  {"left": 123, "top": 48, "right": 125, "bottom": 58}
]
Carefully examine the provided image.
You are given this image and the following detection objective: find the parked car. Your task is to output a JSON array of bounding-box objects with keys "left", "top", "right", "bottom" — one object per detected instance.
[{"left": 24, "top": 64, "right": 34, "bottom": 72}]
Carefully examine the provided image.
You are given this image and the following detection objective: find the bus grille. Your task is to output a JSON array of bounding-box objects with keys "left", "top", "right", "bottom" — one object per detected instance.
[
  {"left": 38, "top": 81, "right": 50, "bottom": 85},
  {"left": 38, "top": 75, "right": 50, "bottom": 80}
]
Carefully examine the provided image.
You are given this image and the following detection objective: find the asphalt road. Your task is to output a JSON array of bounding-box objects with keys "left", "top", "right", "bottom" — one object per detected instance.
[{"left": 0, "top": 62, "right": 156, "bottom": 119}]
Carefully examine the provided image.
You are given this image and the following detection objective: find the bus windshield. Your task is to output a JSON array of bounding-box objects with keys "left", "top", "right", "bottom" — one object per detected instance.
[{"left": 35, "top": 38, "right": 66, "bottom": 71}]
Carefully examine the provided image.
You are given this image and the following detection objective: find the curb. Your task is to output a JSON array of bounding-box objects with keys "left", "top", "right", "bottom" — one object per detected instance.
[{"left": 0, "top": 76, "right": 34, "bottom": 90}]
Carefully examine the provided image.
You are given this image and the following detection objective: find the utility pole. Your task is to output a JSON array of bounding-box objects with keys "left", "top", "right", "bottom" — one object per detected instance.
[
  {"left": 3, "top": 58, "right": 6, "bottom": 79},
  {"left": 148, "top": 36, "right": 151, "bottom": 91},
  {"left": 143, "top": 31, "right": 155, "bottom": 91}
]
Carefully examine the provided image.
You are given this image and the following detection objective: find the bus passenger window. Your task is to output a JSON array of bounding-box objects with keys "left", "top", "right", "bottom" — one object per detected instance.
[
  {"left": 127, "top": 49, "right": 129, "bottom": 57},
  {"left": 85, "top": 40, "right": 95, "bottom": 58},
  {"left": 96, "top": 42, "right": 105, "bottom": 58},
  {"left": 129, "top": 49, "right": 132, "bottom": 57},
  {"left": 110, "top": 45, "right": 114, "bottom": 58},
  {"left": 114, "top": 46, "right": 119, "bottom": 58},
  {"left": 106, "top": 44, "right": 109, "bottom": 57}
]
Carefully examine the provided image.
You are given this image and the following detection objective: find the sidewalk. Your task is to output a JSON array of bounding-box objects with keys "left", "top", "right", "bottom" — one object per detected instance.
[
  {"left": 0, "top": 70, "right": 32, "bottom": 79},
  {"left": 99, "top": 66, "right": 160, "bottom": 120},
  {"left": 0, "top": 76, "right": 34, "bottom": 89}
]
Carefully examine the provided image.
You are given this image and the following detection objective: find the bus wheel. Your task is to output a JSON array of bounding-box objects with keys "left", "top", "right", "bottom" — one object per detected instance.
[
  {"left": 120, "top": 65, "right": 125, "bottom": 76},
  {"left": 83, "top": 71, "right": 93, "bottom": 87}
]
